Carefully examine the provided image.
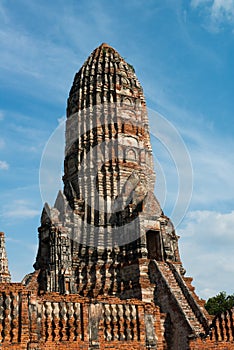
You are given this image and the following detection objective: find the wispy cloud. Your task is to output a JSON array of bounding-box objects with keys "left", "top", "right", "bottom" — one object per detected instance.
[
  {"left": 147, "top": 87, "right": 234, "bottom": 213},
  {"left": 0, "top": 1, "right": 8, "bottom": 22},
  {"left": 190, "top": 145, "right": 234, "bottom": 207},
  {"left": 6, "top": 236, "right": 37, "bottom": 253},
  {"left": 0, "top": 1, "right": 117, "bottom": 103},
  {"left": 179, "top": 210, "right": 234, "bottom": 298},
  {"left": 180, "top": 210, "right": 234, "bottom": 240},
  {"left": 0, "top": 199, "right": 40, "bottom": 219},
  {"left": 2, "top": 111, "right": 52, "bottom": 158},
  {"left": 0, "top": 160, "right": 9, "bottom": 170},
  {"left": 0, "top": 110, "right": 4, "bottom": 121},
  {"left": 191, "top": 0, "right": 234, "bottom": 31},
  {"left": 0, "top": 26, "right": 75, "bottom": 100}
]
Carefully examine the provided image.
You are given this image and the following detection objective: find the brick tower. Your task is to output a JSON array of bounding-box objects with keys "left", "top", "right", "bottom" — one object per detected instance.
[
  {"left": 33, "top": 44, "right": 210, "bottom": 348},
  {"left": 0, "top": 232, "right": 11, "bottom": 283},
  {"left": 34, "top": 43, "right": 180, "bottom": 298}
]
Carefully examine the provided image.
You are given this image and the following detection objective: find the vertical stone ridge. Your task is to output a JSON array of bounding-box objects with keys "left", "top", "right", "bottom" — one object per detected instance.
[{"left": 0, "top": 232, "right": 11, "bottom": 283}]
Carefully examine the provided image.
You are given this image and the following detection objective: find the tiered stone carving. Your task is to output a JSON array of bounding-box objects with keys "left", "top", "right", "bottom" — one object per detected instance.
[
  {"left": 34, "top": 43, "right": 181, "bottom": 303},
  {"left": 0, "top": 232, "right": 11, "bottom": 283}
]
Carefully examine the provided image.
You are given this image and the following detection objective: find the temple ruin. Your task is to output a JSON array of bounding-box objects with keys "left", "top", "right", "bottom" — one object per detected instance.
[{"left": 0, "top": 43, "right": 232, "bottom": 350}]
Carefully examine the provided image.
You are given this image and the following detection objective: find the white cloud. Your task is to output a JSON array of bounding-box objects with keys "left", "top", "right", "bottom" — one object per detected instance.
[
  {"left": 179, "top": 210, "right": 234, "bottom": 299},
  {"left": 180, "top": 210, "right": 234, "bottom": 240},
  {"left": 0, "top": 1, "right": 117, "bottom": 103},
  {"left": 189, "top": 142, "right": 234, "bottom": 208},
  {"left": 4, "top": 207, "right": 39, "bottom": 219},
  {"left": 0, "top": 110, "right": 4, "bottom": 120},
  {"left": 211, "top": 0, "right": 234, "bottom": 21},
  {"left": 191, "top": 0, "right": 234, "bottom": 30},
  {"left": 0, "top": 199, "right": 40, "bottom": 219},
  {"left": 0, "top": 24, "right": 76, "bottom": 104},
  {"left": 0, "top": 160, "right": 9, "bottom": 170},
  {"left": 147, "top": 91, "right": 234, "bottom": 212}
]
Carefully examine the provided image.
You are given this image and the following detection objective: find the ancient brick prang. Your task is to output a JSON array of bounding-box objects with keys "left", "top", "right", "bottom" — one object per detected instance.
[
  {"left": 0, "top": 232, "right": 11, "bottom": 283},
  {"left": 34, "top": 43, "right": 181, "bottom": 303},
  {"left": 31, "top": 43, "right": 212, "bottom": 349},
  {"left": 1, "top": 43, "right": 229, "bottom": 349}
]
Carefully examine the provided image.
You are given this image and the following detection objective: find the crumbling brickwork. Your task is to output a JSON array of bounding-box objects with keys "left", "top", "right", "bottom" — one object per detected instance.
[
  {"left": 0, "top": 271, "right": 164, "bottom": 349},
  {"left": 190, "top": 307, "right": 234, "bottom": 349}
]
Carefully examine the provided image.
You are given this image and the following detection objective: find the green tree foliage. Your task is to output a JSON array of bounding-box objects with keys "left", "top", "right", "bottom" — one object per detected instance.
[{"left": 205, "top": 291, "right": 234, "bottom": 315}]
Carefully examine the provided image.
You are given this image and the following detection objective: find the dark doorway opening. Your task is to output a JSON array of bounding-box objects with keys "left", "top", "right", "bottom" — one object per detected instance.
[{"left": 146, "top": 230, "right": 163, "bottom": 261}]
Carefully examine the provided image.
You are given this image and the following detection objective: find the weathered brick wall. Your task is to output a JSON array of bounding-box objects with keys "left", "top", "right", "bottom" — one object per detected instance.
[
  {"left": 210, "top": 308, "right": 234, "bottom": 342},
  {"left": 190, "top": 307, "right": 234, "bottom": 349},
  {"left": 0, "top": 276, "right": 164, "bottom": 349},
  {"left": 190, "top": 338, "right": 234, "bottom": 349}
]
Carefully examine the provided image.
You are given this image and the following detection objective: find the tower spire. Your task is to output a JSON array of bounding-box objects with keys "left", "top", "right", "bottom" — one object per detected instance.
[{"left": 0, "top": 232, "right": 11, "bottom": 283}]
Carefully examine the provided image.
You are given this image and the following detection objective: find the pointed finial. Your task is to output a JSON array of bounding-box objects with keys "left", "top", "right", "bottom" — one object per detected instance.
[{"left": 0, "top": 232, "right": 11, "bottom": 283}]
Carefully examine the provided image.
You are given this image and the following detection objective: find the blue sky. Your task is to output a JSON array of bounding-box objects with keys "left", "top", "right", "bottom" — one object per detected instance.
[{"left": 0, "top": 0, "right": 234, "bottom": 299}]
